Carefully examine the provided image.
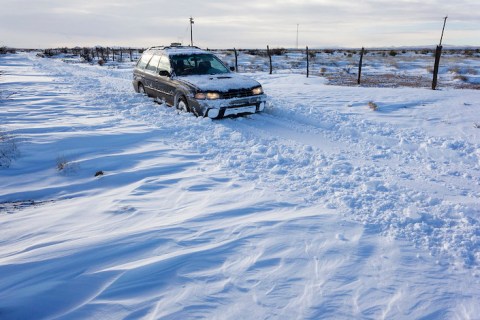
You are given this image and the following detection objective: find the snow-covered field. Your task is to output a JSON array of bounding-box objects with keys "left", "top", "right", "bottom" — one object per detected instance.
[
  {"left": 1, "top": 52, "right": 479, "bottom": 319},
  {"left": 218, "top": 48, "right": 480, "bottom": 89}
]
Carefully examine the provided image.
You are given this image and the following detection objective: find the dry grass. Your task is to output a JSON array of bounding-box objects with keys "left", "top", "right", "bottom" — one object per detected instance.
[
  {"left": 326, "top": 73, "right": 433, "bottom": 88},
  {"left": 325, "top": 72, "right": 480, "bottom": 90},
  {"left": 0, "top": 200, "right": 55, "bottom": 214}
]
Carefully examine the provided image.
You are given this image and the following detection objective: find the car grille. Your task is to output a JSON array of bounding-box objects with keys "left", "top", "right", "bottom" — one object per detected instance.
[{"left": 220, "top": 88, "right": 254, "bottom": 99}]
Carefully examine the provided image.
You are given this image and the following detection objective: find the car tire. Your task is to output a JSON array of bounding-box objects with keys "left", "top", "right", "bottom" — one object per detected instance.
[
  {"left": 138, "top": 83, "right": 146, "bottom": 95},
  {"left": 176, "top": 96, "right": 190, "bottom": 113},
  {"left": 191, "top": 106, "right": 202, "bottom": 117}
]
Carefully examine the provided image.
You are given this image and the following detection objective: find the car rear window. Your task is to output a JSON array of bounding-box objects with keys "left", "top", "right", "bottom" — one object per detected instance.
[
  {"left": 136, "top": 53, "right": 153, "bottom": 70},
  {"left": 146, "top": 55, "right": 161, "bottom": 72}
]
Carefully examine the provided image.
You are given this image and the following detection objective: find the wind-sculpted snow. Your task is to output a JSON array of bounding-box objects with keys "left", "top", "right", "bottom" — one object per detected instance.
[
  {"left": 0, "top": 53, "right": 479, "bottom": 319},
  {"left": 112, "top": 70, "right": 480, "bottom": 272}
]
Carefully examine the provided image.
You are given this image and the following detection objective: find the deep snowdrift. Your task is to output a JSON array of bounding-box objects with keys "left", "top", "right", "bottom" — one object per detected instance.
[{"left": 0, "top": 52, "right": 479, "bottom": 319}]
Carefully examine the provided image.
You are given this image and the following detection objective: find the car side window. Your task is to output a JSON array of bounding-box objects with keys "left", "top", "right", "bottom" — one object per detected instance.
[
  {"left": 137, "top": 53, "right": 153, "bottom": 70},
  {"left": 209, "top": 57, "right": 229, "bottom": 74},
  {"left": 145, "top": 55, "right": 161, "bottom": 73},
  {"left": 158, "top": 55, "right": 171, "bottom": 74}
]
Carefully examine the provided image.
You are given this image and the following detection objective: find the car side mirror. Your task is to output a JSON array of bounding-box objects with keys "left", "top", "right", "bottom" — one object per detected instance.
[
  {"left": 159, "top": 70, "right": 171, "bottom": 77},
  {"left": 230, "top": 66, "right": 235, "bottom": 72}
]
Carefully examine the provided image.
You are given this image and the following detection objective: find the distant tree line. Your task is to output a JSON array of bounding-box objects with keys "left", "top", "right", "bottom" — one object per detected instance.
[
  {"left": 38, "top": 47, "right": 145, "bottom": 65},
  {"left": 0, "top": 46, "right": 16, "bottom": 54}
]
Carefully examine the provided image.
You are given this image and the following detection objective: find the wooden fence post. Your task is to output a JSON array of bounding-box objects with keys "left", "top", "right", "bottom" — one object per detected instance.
[
  {"left": 234, "top": 48, "right": 238, "bottom": 72},
  {"left": 267, "top": 45, "right": 272, "bottom": 74},
  {"left": 358, "top": 47, "right": 365, "bottom": 85},
  {"left": 432, "top": 45, "right": 442, "bottom": 90},
  {"left": 306, "top": 46, "right": 309, "bottom": 78},
  {"left": 433, "top": 16, "right": 448, "bottom": 90}
]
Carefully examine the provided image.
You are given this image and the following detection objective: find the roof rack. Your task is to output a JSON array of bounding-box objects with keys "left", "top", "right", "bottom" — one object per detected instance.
[{"left": 146, "top": 44, "right": 202, "bottom": 51}]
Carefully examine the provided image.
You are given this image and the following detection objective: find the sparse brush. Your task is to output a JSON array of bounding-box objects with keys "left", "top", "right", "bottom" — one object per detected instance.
[
  {"left": 449, "top": 67, "right": 461, "bottom": 73},
  {"left": 56, "top": 155, "right": 78, "bottom": 174},
  {"left": 56, "top": 155, "right": 68, "bottom": 171},
  {"left": 0, "top": 47, "right": 16, "bottom": 54},
  {"left": 389, "top": 50, "right": 398, "bottom": 57},
  {"left": 343, "top": 66, "right": 352, "bottom": 74},
  {"left": 453, "top": 74, "right": 468, "bottom": 82},
  {"left": 269, "top": 47, "right": 287, "bottom": 56},
  {"left": 464, "top": 68, "right": 478, "bottom": 75},
  {"left": 368, "top": 101, "right": 378, "bottom": 111},
  {"left": 0, "top": 91, "right": 17, "bottom": 100},
  {"left": 0, "top": 128, "right": 18, "bottom": 168}
]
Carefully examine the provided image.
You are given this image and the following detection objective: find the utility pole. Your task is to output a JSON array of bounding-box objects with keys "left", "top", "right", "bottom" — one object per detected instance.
[
  {"left": 432, "top": 16, "right": 447, "bottom": 90},
  {"left": 189, "top": 17, "right": 194, "bottom": 46}
]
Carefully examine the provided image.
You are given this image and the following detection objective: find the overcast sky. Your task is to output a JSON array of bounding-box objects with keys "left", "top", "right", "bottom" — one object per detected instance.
[{"left": 1, "top": 0, "right": 479, "bottom": 49}]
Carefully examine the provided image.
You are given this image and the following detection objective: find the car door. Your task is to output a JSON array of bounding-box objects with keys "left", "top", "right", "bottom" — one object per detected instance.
[
  {"left": 143, "top": 54, "right": 161, "bottom": 97},
  {"left": 155, "top": 55, "right": 176, "bottom": 106}
]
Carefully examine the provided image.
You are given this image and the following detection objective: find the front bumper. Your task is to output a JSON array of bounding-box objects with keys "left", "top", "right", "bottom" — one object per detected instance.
[{"left": 195, "top": 94, "right": 267, "bottom": 119}]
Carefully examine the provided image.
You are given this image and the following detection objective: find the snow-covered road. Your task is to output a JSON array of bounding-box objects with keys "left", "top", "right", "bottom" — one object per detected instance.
[{"left": 1, "top": 52, "right": 479, "bottom": 319}]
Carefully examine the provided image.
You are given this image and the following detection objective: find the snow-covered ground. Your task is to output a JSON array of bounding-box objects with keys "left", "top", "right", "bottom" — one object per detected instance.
[{"left": 1, "top": 52, "right": 479, "bottom": 319}]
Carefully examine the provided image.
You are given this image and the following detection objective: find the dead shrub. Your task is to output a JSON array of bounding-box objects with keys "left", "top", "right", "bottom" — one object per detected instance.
[
  {"left": 368, "top": 101, "right": 378, "bottom": 111},
  {"left": 56, "top": 155, "right": 79, "bottom": 174},
  {"left": 452, "top": 73, "right": 468, "bottom": 82}
]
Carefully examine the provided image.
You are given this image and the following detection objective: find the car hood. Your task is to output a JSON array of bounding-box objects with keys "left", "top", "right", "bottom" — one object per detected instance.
[{"left": 176, "top": 73, "right": 261, "bottom": 92}]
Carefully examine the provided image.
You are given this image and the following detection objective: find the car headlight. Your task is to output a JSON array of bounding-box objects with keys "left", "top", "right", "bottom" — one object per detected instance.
[
  {"left": 195, "top": 92, "right": 206, "bottom": 100},
  {"left": 195, "top": 92, "right": 220, "bottom": 100},
  {"left": 252, "top": 86, "right": 263, "bottom": 95},
  {"left": 206, "top": 92, "right": 220, "bottom": 100}
]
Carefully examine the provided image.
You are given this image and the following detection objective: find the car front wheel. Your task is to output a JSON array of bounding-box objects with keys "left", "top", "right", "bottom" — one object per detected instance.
[
  {"left": 138, "top": 83, "right": 146, "bottom": 95},
  {"left": 176, "top": 96, "right": 190, "bottom": 113}
]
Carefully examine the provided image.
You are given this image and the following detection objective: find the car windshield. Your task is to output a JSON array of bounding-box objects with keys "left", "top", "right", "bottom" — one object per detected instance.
[{"left": 170, "top": 53, "right": 230, "bottom": 76}]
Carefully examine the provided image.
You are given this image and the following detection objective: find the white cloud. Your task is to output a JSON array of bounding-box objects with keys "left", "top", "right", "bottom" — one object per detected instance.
[{"left": 0, "top": 0, "right": 478, "bottom": 48}]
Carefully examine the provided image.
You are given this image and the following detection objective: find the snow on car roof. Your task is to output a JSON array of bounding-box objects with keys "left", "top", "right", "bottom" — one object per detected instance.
[
  {"left": 165, "top": 48, "right": 208, "bottom": 56},
  {"left": 146, "top": 46, "right": 209, "bottom": 56}
]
